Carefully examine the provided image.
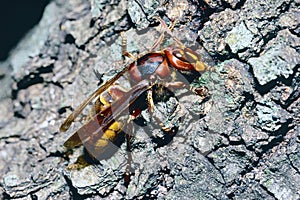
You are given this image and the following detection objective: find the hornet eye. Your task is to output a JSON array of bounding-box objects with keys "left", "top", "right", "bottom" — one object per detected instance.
[
  {"left": 173, "top": 48, "right": 200, "bottom": 64},
  {"left": 173, "top": 50, "right": 187, "bottom": 61}
]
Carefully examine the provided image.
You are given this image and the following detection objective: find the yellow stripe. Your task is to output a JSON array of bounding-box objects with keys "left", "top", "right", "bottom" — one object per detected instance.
[
  {"left": 195, "top": 61, "right": 206, "bottom": 72},
  {"left": 185, "top": 51, "right": 198, "bottom": 61},
  {"left": 95, "top": 139, "right": 108, "bottom": 147},
  {"left": 109, "top": 121, "right": 123, "bottom": 131},
  {"left": 99, "top": 93, "right": 110, "bottom": 106},
  {"left": 102, "top": 130, "right": 116, "bottom": 140}
]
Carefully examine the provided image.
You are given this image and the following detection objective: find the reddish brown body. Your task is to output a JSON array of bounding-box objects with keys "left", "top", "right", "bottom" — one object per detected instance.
[
  {"left": 128, "top": 47, "right": 208, "bottom": 83},
  {"left": 59, "top": 17, "right": 211, "bottom": 172}
]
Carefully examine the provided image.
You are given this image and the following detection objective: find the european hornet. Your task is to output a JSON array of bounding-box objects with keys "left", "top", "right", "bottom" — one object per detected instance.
[{"left": 60, "top": 17, "right": 212, "bottom": 185}]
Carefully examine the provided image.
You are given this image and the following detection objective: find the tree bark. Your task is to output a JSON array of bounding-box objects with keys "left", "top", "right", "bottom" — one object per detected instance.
[{"left": 0, "top": 0, "right": 299, "bottom": 199}]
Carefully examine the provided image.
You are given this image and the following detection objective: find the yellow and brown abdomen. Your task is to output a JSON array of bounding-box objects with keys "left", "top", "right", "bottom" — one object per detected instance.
[{"left": 65, "top": 85, "right": 128, "bottom": 159}]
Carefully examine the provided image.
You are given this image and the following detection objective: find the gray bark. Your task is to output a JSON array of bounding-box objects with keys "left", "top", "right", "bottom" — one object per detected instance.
[{"left": 0, "top": 0, "right": 299, "bottom": 199}]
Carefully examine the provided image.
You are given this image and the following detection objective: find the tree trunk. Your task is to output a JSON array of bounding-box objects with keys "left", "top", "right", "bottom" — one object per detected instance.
[{"left": 1, "top": 0, "right": 299, "bottom": 199}]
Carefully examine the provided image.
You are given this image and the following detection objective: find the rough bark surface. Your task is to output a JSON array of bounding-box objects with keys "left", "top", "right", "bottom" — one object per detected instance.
[{"left": 0, "top": 0, "right": 299, "bottom": 199}]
